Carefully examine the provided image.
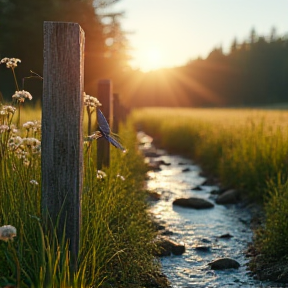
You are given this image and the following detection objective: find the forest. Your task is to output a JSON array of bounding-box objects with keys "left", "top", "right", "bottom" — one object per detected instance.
[
  {"left": 1, "top": 0, "right": 288, "bottom": 109},
  {"left": 123, "top": 28, "right": 288, "bottom": 108},
  {"left": 0, "top": 0, "right": 130, "bottom": 102}
]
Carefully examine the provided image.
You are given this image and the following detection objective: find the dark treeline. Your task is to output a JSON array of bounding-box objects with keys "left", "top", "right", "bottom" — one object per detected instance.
[
  {"left": 0, "top": 0, "right": 129, "bottom": 102},
  {"left": 122, "top": 28, "right": 288, "bottom": 108},
  {"left": 1, "top": 7, "right": 288, "bottom": 110}
]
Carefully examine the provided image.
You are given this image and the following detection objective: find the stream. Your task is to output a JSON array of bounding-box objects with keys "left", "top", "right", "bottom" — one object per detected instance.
[{"left": 138, "top": 132, "right": 279, "bottom": 288}]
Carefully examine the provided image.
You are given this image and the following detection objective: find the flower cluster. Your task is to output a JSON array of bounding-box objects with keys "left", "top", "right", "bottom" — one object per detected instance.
[
  {"left": 0, "top": 123, "right": 17, "bottom": 135},
  {"left": 30, "top": 180, "right": 39, "bottom": 185},
  {"left": 96, "top": 170, "right": 107, "bottom": 179},
  {"left": 12, "top": 90, "right": 32, "bottom": 103},
  {"left": 0, "top": 105, "right": 16, "bottom": 116},
  {"left": 0, "top": 57, "right": 21, "bottom": 69},
  {"left": 84, "top": 131, "right": 102, "bottom": 142},
  {"left": 84, "top": 92, "right": 102, "bottom": 108},
  {"left": 23, "top": 120, "right": 41, "bottom": 136},
  {"left": 8, "top": 136, "right": 41, "bottom": 164},
  {"left": 0, "top": 124, "right": 9, "bottom": 134},
  {"left": 116, "top": 174, "right": 126, "bottom": 181},
  {"left": 8, "top": 136, "right": 23, "bottom": 150},
  {"left": 0, "top": 225, "right": 17, "bottom": 242},
  {"left": 22, "top": 137, "right": 41, "bottom": 149}
]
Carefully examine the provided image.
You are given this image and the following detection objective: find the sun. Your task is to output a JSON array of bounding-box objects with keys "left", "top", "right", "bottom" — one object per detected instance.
[{"left": 144, "top": 47, "right": 163, "bottom": 71}]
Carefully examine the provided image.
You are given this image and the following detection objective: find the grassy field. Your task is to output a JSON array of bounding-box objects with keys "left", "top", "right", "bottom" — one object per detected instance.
[
  {"left": 0, "top": 102, "right": 161, "bottom": 287},
  {"left": 132, "top": 107, "right": 288, "bottom": 260},
  {"left": 0, "top": 59, "right": 166, "bottom": 287}
]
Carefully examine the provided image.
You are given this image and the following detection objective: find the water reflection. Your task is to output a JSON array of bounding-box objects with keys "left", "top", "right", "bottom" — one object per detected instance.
[{"left": 141, "top": 133, "right": 276, "bottom": 288}]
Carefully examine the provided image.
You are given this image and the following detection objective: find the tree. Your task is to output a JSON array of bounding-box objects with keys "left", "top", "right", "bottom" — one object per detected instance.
[{"left": 0, "top": 0, "right": 129, "bottom": 101}]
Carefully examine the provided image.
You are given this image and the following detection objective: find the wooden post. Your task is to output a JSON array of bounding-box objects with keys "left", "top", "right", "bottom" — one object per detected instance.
[
  {"left": 42, "top": 22, "right": 85, "bottom": 271},
  {"left": 113, "top": 93, "right": 119, "bottom": 133},
  {"left": 97, "top": 79, "right": 112, "bottom": 169}
]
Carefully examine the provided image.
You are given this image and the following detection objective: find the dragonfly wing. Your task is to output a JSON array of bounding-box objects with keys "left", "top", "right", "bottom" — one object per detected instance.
[
  {"left": 106, "top": 135, "right": 125, "bottom": 151},
  {"left": 97, "top": 108, "right": 111, "bottom": 135}
]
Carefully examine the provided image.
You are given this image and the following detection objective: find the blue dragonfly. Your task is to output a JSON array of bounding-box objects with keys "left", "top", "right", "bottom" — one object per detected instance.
[{"left": 97, "top": 108, "right": 125, "bottom": 151}]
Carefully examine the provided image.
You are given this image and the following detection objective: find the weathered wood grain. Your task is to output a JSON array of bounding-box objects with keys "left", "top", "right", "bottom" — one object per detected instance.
[{"left": 42, "top": 21, "right": 85, "bottom": 271}]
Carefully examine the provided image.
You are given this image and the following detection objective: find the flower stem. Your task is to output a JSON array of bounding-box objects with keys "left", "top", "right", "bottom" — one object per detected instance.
[
  {"left": 9, "top": 242, "right": 21, "bottom": 288},
  {"left": 12, "top": 68, "right": 20, "bottom": 91}
]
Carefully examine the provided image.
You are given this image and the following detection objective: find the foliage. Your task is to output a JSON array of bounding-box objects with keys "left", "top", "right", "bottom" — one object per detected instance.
[
  {"left": 0, "top": 105, "right": 158, "bottom": 287},
  {"left": 132, "top": 107, "right": 288, "bottom": 260},
  {"left": 132, "top": 107, "right": 288, "bottom": 200},
  {"left": 0, "top": 61, "right": 159, "bottom": 287},
  {"left": 0, "top": 0, "right": 130, "bottom": 101},
  {"left": 256, "top": 176, "right": 288, "bottom": 258},
  {"left": 0, "top": 122, "right": 158, "bottom": 287}
]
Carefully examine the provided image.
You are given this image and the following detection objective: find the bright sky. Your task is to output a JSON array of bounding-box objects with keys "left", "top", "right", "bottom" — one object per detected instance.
[{"left": 109, "top": 0, "right": 288, "bottom": 72}]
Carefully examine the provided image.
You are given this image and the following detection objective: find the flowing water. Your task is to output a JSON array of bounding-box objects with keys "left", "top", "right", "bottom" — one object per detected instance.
[{"left": 138, "top": 132, "right": 281, "bottom": 288}]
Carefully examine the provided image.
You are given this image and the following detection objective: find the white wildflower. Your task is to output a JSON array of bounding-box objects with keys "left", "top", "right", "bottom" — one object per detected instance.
[
  {"left": 12, "top": 90, "right": 32, "bottom": 103},
  {"left": 23, "top": 120, "right": 41, "bottom": 133},
  {"left": 0, "top": 105, "right": 16, "bottom": 116},
  {"left": 8, "top": 136, "right": 23, "bottom": 149},
  {"left": 116, "top": 174, "right": 126, "bottom": 181},
  {"left": 3, "top": 105, "right": 16, "bottom": 114},
  {"left": 21, "top": 137, "right": 41, "bottom": 154},
  {"left": 9, "top": 124, "right": 18, "bottom": 134},
  {"left": 22, "top": 137, "right": 40, "bottom": 147},
  {"left": 23, "top": 121, "right": 35, "bottom": 130},
  {"left": 84, "top": 131, "right": 102, "bottom": 142},
  {"left": 83, "top": 92, "right": 102, "bottom": 108},
  {"left": 96, "top": 170, "right": 107, "bottom": 179},
  {"left": 0, "top": 57, "right": 21, "bottom": 69},
  {"left": 0, "top": 125, "right": 9, "bottom": 133},
  {"left": 32, "top": 121, "right": 41, "bottom": 133},
  {"left": 30, "top": 180, "right": 39, "bottom": 185},
  {"left": 0, "top": 225, "right": 17, "bottom": 242}
]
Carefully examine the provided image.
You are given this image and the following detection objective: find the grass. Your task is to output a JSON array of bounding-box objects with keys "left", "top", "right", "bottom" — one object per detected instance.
[
  {"left": 132, "top": 107, "right": 288, "bottom": 260},
  {"left": 0, "top": 104, "right": 160, "bottom": 287},
  {"left": 0, "top": 72, "right": 161, "bottom": 287}
]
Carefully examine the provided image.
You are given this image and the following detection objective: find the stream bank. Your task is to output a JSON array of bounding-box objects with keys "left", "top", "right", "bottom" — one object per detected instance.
[{"left": 138, "top": 132, "right": 282, "bottom": 288}]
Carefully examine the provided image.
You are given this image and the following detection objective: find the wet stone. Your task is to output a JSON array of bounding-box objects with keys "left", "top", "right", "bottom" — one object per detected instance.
[
  {"left": 158, "top": 160, "right": 171, "bottom": 166},
  {"left": 216, "top": 189, "right": 241, "bottom": 205},
  {"left": 201, "top": 238, "right": 212, "bottom": 243},
  {"left": 218, "top": 233, "right": 234, "bottom": 239},
  {"left": 192, "top": 185, "right": 203, "bottom": 191},
  {"left": 173, "top": 197, "right": 214, "bottom": 209},
  {"left": 210, "top": 189, "right": 222, "bottom": 195},
  {"left": 147, "top": 191, "right": 161, "bottom": 201},
  {"left": 208, "top": 258, "right": 240, "bottom": 270},
  {"left": 147, "top": 161, "right": 162, "bottom": 171},
  {"left": 160, "top": 229, "right": 174, "bottom": 236},
  {"left": 194, "top": 245, "right": 211, "bottom": 252},
  {"left": 155, "top": 238, "right": 185, "bottom": 257}
]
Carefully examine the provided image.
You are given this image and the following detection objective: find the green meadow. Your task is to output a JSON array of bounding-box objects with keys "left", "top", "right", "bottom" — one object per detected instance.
[
  {"left": 0, "top": 103, "right": 161, "bottom": 287},
  {"left": 132, "top": 107, "right": 288, "bottom": 260}
]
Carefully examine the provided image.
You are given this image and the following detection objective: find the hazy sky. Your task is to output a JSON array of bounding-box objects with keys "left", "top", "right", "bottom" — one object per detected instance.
[{"left": 109, "top": 0, "right": 288, "bottom": 72}]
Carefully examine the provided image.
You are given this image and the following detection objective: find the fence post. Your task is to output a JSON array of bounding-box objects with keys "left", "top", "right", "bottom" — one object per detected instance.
[
  {"left": 42, "top": 21, "right": 85, "bottom": 271},
  {"left": 97, "top": 79, "right": 112, "bottom": 169},
  {"left": 113, "top": 93, "right": 119, "bottom": 134}
]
